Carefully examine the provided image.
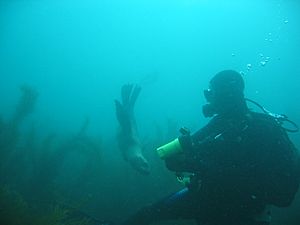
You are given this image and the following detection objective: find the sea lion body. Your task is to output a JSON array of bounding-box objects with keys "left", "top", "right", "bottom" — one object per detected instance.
[{"left": 115, "top": 84, "right": 149, "bottom": 175}]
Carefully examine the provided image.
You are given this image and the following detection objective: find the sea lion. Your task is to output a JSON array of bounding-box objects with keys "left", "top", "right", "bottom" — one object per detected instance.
[{"left": 115, "top": 84, "right": 150, "bottom": 175}]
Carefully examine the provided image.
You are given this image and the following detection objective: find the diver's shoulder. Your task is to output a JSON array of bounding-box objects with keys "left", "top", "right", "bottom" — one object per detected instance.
[
  {"left": 247, "top": 111, "right": 281, "bottom": 129},
  {"left": 248, "top": 111, "right": 274, "bottom": 120}
]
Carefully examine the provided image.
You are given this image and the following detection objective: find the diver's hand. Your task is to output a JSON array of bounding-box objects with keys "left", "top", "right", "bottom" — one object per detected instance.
[
  {"left": 165, "top": 154, "right": 187, "bottom": 172},
  {"left": 128, "top": 153, "right": 150, "bottom": 175}
]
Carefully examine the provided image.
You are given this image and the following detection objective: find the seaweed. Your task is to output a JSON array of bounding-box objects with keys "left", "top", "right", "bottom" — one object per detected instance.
[
  {"left": 11, "top": 85, "right": 38, "bottom": 127},
  {"left": 0, "top": 85, "right": 38, "bottom": 179},
  {"left": 0, "top": 186, "right": 95, "bottom": 225},
  {"left": 0, "top": 186, "right": 30, "bottom": 225},
  {"left": 53, "top": 118, "right": 102, "bottom": 200},
  {"left": 25, "top": 133, "right": 60, "bottom": 202},
  {"left": 34, "top": 205, "right": 69, "bottom": 225}
]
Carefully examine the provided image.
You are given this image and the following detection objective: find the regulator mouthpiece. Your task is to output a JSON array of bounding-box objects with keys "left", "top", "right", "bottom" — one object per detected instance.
[
  {"left": 202, "top": 103, "right": 216, "bottom": 118},
  {"left": 156, "top": 138, "right": 183, "bottom": 160}
]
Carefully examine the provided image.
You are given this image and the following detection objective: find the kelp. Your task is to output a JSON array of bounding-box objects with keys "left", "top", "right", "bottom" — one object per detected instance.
[
  {"left": 12, "top": 85, "right": 38, "bottom": 127},
  {"left": 25, "top": 133, "right": 59, "bottom": 202},
  {"left": 0, "top": 85, "right": 38, "bottom": 182},
  {"left": 0, "top": 186, "right": 95, "bottom": 225},
  {"left": 53, "top": 118, "right": 102, "bottom": 201},
  {"left": 0, "top": 186, "right": 29, "bottom": 225}
]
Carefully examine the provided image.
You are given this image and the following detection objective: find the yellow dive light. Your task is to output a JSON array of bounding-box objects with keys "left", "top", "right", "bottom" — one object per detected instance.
[{"left": 156, "top": 138, "right": 183, "bottom": 160}]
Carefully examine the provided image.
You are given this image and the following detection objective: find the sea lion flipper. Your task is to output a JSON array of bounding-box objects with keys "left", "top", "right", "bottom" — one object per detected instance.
[
  {"left": 114, "top": 99, "right": 131, "bottom": 132},
  {"left": 129, "top": 85, "right": 141, "bottom": 109},
  {"left": 121, "top": 84, "right": 134, "bottom": 107}
]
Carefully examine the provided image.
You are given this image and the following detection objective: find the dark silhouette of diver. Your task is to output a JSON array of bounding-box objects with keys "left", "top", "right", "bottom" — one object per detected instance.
[{"left": 119, "top": 70, "right": 300, "bottom": 225}]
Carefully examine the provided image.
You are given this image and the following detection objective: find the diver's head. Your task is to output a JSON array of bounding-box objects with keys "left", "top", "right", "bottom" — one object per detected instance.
[{"left": 203, "top": 70, "right": 247, "bottom": 117}]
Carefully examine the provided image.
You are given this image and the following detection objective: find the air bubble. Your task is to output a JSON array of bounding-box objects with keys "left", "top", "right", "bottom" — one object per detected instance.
[
  {"left": 260, "top": 61, "right": 266, "bottom": 66},
  {"left": 251, "top": 195, "right": 257, "bottom": 200}
]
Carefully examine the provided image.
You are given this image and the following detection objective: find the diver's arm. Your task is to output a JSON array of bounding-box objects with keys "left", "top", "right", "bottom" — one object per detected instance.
[
  {"left": 165, "top": 150, "right": 210, "bottom": 173},
  {"left": 263, "top": 124, "right": 300, "bottom": 206},
  {"left": 164, "top": 126, "right": 212, "bottom": 173},
  {"left": 165, "top": 154, "right": 188, "bottom": 172}
]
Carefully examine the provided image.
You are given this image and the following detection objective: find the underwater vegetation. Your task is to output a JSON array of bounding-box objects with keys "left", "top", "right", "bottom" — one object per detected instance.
[
  {"left": 0, "top": 86, "right": 104, "bottom": 225},
  {"left": 0, "top": 85, "right": 38, "bottom": 184},
  {"left": 0, "top": 85, "right": 299, "bottom": 225},
  {"left": 0, "top": 186, "right": 96, "bottom": 225}
]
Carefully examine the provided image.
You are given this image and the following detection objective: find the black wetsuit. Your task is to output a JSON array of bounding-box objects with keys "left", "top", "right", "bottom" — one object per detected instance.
[{"left": 122, "top": 111, "right": 300, "bottom": 225}]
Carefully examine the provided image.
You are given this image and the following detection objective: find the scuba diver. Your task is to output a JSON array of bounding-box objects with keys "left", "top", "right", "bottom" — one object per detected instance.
[{"left": 120, "top": 70, "right": 300, "bottom": 225}]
